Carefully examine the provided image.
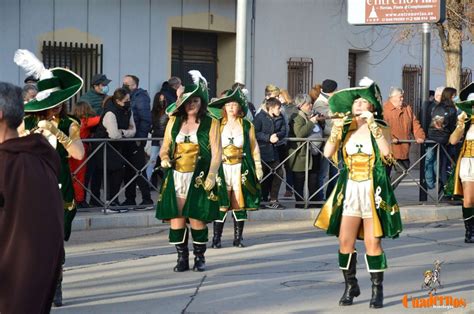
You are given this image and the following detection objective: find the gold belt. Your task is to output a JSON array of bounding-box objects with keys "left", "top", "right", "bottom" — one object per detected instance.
[
  {"left": 464, "top": 140, "right": 474, "bottom": 158},
  {"left": 347, "top": 153, "right": 374, "bottom": 182},
  {"left": 223, "top": 145, "right": 243, "bottom": 165},
  {"left": 174, "top": 142, "right": 199, "bottom": 172}
]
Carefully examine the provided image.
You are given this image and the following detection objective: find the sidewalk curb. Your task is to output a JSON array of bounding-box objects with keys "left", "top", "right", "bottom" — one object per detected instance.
[{"left": 71, "top": 204, "right": 462, "bottom": 232}]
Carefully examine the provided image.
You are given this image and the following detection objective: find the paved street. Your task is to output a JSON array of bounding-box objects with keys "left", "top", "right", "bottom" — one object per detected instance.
[{"left": 54, "top": 220, "right": 473, "bottom": 314}]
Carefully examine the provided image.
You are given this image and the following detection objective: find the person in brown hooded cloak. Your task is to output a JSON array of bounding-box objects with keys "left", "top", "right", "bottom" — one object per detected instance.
[{"left": 0, "top": 82, "right": 64, "bottom": 314}]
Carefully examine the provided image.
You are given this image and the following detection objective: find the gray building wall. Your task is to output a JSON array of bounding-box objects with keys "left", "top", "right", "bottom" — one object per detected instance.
[{"left": 1, "top": 0, "right": 472, "bottom": 104}]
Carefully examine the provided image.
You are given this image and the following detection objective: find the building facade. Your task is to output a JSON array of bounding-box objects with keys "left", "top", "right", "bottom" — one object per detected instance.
[{"left": 1, "top": 0, "right": 472, "bottom": 107}]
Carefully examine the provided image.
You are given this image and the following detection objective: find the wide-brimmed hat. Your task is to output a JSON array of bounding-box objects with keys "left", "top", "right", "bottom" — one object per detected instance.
[
  {"left": 456, "top": 82, "right": 474, "bottom": 115},
  {"left": 165, "top": 70, "right": 209, "bottom": 115},
  {"left": 14, "top": 49, "right": 83, "bottom": 112},
  {"left": 208, "top": 87, "right": 248, "bottom": 119},
  {"left": 328, "top": 77, "right": 383, "bottom": 120}
]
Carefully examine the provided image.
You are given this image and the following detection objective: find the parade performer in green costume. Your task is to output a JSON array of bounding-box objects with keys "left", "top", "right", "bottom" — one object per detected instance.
[
  {"left": 314, "top": 78, "right": 402, "bottom": 309},
  {"left": 156, "top": 70, "right": 222, "bottom": 272},
  {"left": 14, "top": 49, "right": 85, "bottom": 307},
  {"left": 208, "top": 87, "right": 263, "bottom": 248},
  {"left": 448, "top": 82, "right": 474, "bottom": 243}
]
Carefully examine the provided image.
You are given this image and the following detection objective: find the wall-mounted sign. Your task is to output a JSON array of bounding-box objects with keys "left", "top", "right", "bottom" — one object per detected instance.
[{"left": 348, "top": 0, "right": 445, "bottom": 25}]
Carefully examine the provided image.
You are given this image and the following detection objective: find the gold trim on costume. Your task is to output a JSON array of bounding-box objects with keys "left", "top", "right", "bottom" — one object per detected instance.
[
  {"left": 174, "top": 142, "right": 199, "bottom": 172},
  {"left": 463, "top": 140, "right": 474, "bottom": 158},
  {"left": 346, "top": 153, "right": 374, "bottom": 181},
  {"left": 223, "top": 145, "right": 243, "bottom": 164}
]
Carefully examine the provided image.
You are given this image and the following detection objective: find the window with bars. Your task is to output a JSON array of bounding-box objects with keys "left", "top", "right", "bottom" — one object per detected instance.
[
  {"left": 287, "top": 58, "right": 313, "bottom": 98},
  {"left": 41, "top": 41, "right": 103, "bottom": 107},
  {"left": 402, "top": 64, "right": 422, "bottom": 114}
]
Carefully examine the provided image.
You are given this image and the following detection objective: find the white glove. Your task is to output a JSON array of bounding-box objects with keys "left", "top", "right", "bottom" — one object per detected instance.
[
  {"left": 359, "top": 111, "right": 375, "bottom": 125},
  {"left": 161, "top": 159, "right": 172, "bottom": 168},
  {"left": 204, "top": 173, "right": 216, "bottom": 191}
]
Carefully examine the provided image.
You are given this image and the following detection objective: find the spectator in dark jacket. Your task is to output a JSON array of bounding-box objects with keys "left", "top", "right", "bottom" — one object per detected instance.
[
  {"left": 253, "top": 97, "right": 284, "bottom": 208},
  {"left": 79, "top": 74, "right": 111, "bottom": 116},
  {"left": 161, "top": 76, "right": 181, "bottom": 105},
  {"left": 121, "top": 75, "right": 153, "bottom": 209},
  {"left": 426, "top": 87, "right": 458, "bottom": 189},
  {"left": 146, "top": 90, "right": 169, "bottom": 181}
]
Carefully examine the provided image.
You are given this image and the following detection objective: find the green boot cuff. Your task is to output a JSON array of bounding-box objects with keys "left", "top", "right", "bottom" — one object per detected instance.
[
  {"left": 462, "top": 206, "right": 474, "bottom": 221},
  {"left": 338, "top": 251, "right": 356, "bottom": 270},
  {"left": 169, "top": 228, "right": 187, "bottom": 245},
  {"left": 216, "top": 210, "right": 228, "bottom": 222},
  {"left": 233, "top": 210, "right": 248, "bottom": 221},
  {"left": 365, "top": 252, "right": 388, "bottom": 272},
  {"left": 191, "top": 227, "right": 209, "bottom": 244}
]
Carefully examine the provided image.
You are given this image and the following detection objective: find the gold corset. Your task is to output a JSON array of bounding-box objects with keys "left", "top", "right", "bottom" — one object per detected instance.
[
  {"left": 464, "top": 140, "right": 474, "bottom": 158},
  {"left": 174, "top": 142, "right": 199, "bottom": 172},
  {"left": 346, "top": 153, "right": 375, "bottom": 182},
  {"left": 223, "top": 145, "right": 243, "bottom": 165}
]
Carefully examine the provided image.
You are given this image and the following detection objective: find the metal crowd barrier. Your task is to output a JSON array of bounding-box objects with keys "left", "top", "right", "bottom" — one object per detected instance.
[{"left": 74, "top": 137, "right": 458, "bottom": 214}]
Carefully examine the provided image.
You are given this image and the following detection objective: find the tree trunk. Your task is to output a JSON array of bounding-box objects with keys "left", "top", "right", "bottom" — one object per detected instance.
[
  {"left": 444, "top": 25, "right": 462, "bottom": 91},
  {"left": 436, "top": 0, "right": 464, "bottom": 91}
]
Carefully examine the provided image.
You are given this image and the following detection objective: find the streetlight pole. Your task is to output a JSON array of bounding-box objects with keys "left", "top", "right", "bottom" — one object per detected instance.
[
  {"left": 235, "top": 0, "right": 247, "bottom": 85},
  {"left": 419, "top": 22, "right": 431, "bottom": 202}
]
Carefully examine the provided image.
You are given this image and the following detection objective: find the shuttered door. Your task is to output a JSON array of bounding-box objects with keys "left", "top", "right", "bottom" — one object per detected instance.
[{"left": 172, "top": 30, "right": 218, "bottom": 99}]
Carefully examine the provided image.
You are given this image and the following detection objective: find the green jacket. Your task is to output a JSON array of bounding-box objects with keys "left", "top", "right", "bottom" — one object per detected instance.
[
  {"left": 288, "top": 110, "right": 316, "bottom": 172},
  {"left": 79, "top": 90, "right": 105, "bottom": 116},
  {"left": 156, "top": 114, "right": 221, "bottom": 222},
  {"left": 24, "top": 115, "right": 79, "bottom": 241}
]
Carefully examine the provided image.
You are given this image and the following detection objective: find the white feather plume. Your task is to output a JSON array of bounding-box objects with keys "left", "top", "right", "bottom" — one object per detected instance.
[
  {"left": 188, "top": 70, "right": 207, "bottom": 87},
  {"left": 14, "top": 49, "right": 53, "bottom": 80},
  {"left": 467, "top": 93, "right": 474, "bottom": 101},
  {"left": 241, "top": 88, "right": 249, "bottom": 97},
  {"left": 359, "top": 77, "right": 374, "bottom": 87}
]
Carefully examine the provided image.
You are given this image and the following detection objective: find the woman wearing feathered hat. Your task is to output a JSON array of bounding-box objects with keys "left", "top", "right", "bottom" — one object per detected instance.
[
  {"left": 314, "top": 78, "right": 402, "bottom": 309},
  {"left": 14, "top": 49, "right": 85, "bottom": 307},
  {"left": 156, "top": 70, "right": 222, "bottom": 272},
  {"left": 448, "top": 82, "right": 474, "bottom": 243},
  {"left": 207, "top": 87, "right": 263, "bottom": 248}
]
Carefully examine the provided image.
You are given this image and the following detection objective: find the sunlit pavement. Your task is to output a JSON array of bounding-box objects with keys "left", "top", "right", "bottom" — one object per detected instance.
[{"left": 54, "top": 220, "right": 473, "bottom": 313}]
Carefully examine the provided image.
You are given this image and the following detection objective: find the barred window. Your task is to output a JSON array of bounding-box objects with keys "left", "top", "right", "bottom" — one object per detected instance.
[
  {"left": 41, "top": 41, "right": 103, "bottom": 107},
  {"left": 402, "top": 64, "right": 422, "bottom": 114},
  {"left": 287, "top": 57, "right": 313, "bottom": 98}
]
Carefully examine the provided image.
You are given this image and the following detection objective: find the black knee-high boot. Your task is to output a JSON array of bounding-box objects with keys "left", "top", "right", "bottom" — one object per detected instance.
[
  {"left": 53, "top": 248, "right": 65, "bottom": 307},
  {"left": 462, "top": 206, "right": 474, "bottom": 243},
  {"left": 170, "top": 228, "right": 189, "bottom": 272},
  {"left": 366, "top": 253, "right": 387, "bottom": 309},
  {"left": 233, "top": 220, "right": 245, "bottom": 247},
  {"left": 212, "top": 221, "right": 224, "bottom": 248},
  {"left": 53, "top": 266, "right": 63, "bottom": 307},
  {"left": 191, "top": 228, "right": 208, "bottom": 272},
  {"left": 339, "top": 251, "right": 360, "bottom": 306}
]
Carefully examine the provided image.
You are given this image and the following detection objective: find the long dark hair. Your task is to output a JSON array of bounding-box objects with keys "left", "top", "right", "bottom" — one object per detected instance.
[
  {"left": 440, "top": 87, "right": 457, "bottom": 108},
  {"left": 175, "top": 97, "right": 208, "bottom": 123},
  {"left": 103, "top": 88, "right": 129, "bottom": 107},
  {"left": 152, "top": 91, "right": 167, "bottom": 123}
]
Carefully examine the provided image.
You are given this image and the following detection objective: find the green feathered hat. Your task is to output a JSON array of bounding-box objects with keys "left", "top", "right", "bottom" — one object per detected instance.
[
  {"left": 208, "top": 87, "right": 249, "bottom": 119},
  {"left": 456, "top": 82, "right": 474, "bottom": 115},
  {"left": 165, "top": 70, "right": 209, "bottom": 115},
  {"left": 14, "top": 49, "right": 83, "bottom": 112},
  {"left": 328, "top": 77, "right": 384, "bottom": 120}
]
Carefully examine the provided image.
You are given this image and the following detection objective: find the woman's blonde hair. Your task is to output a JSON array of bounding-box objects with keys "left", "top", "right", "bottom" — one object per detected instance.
[{"left": 279, "top": 89, "right": 293, "bottom": 104}]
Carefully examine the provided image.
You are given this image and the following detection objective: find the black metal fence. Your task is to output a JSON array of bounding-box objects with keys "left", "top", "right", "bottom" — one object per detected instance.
[{"left": 73, "top": 137, "right": 457, "bottom": 214}]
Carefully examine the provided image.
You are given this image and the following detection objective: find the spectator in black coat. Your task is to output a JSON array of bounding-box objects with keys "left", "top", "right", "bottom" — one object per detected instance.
[
  {"left": 161, "top": 77, "right": 181, "bottom": 105},
  {"left": 121, "top": 75, "right": 153, "bottom": 209},
  {"left": 253, "top": 97, "right": 285, "bottom": 208}
]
